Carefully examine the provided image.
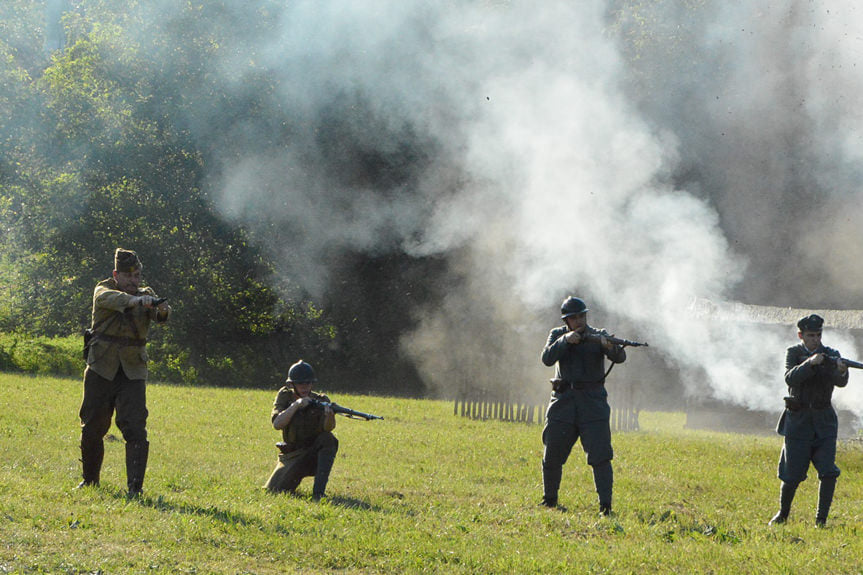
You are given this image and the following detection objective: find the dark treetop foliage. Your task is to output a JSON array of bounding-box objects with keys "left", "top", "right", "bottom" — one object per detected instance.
[{"left": 0, "top": 0, "right": 440, "bottom": 392}]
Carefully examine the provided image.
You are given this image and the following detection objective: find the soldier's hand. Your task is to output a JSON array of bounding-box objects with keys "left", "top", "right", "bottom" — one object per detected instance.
[
  {"left": 837, "top": 358, "right": 848, "bottom": 374},
  {"left": 600, "top": 335, "right": 614, "bottom": 350},
  {"left": 293, "top": 397, "right": 311, "bottom": 410},
  {"left": 565, "top": 330, "right": 582, "bottom": 345},
  {"left": 809, "top": 353, "right": 824, "bottom": 366}
]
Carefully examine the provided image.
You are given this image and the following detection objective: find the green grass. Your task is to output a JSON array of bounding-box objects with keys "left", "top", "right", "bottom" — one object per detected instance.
[{"left": 2, "top": 373, "right": 863, "bottom": 574}]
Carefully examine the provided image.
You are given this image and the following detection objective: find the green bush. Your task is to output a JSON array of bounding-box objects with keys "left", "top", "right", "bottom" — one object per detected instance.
[
  {"left": 148, "top": 343, "right": 197, "bottom": 385},
  {"left": 0, "top": 331, "right": 284, "bottom": 386},
  {"left": 0, "top": 332, "right": 82, "bottom": 377}
]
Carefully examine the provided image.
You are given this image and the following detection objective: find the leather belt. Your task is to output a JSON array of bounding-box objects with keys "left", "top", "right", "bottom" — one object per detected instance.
[
  {"left": 550, "top": 378, "right": 602, "bottom": 392},
  {"left": 93, "top": 333, "right": 147, "bottom": 347},
  {"left": 802, "top": 402, "right": 831, "bottom": 410},
  {"left": 784, "top": 396, "right": 830, "bottom": 411}
]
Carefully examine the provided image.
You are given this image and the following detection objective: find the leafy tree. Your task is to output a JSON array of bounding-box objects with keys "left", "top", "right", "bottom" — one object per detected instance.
[
  {"left": 0, "top": 0, "right": 454, "bottom": 394},
  {"left": 0, "top": 2, "right": 334, "bottom": 386}
]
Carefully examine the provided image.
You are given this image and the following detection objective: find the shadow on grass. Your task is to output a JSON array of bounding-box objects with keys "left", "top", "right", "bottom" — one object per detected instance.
[
  {"left": 104, "top": 486, "right": 382, "bottom": 525},
  {"left": 109, "top": 489, "right": 262, "bottom": 527},
  {"left": 265, "top": 489, "right": 382, "bottom": 512},
  {"left": 324, "top": 494, "right": 380, "bottom": 511}
]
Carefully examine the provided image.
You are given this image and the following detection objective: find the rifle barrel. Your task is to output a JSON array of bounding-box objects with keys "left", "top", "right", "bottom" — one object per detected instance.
[
  {"left": 841, "top": 358, "right": 863, "bottom": 370},
  {"left": 584, "top": 334, "right": 649, "bottom": 348},
  {"left": 333, "top": 404, "right": 384, "bottom": 420},
  {"left": 312, "top": 400, "right": 384, "bottom": 420},
  {"left": 820, "top": 354, "right": 863, "bottom": 370}
]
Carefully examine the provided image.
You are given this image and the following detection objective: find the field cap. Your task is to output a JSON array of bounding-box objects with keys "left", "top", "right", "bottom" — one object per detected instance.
[
  {"left": 114, "top": 248, "right": 141, "bottom": 273},
  {"left": 797, "top": 314, "right": 824, "bottom": 332}
]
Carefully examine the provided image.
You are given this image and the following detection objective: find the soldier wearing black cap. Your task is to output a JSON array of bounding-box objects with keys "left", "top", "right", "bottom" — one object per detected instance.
[
  {"left": 264, "top": 359, "right": 338, "bottom": 500},
  {"left": 769, "top": 313, "right": 848, "bottom": 527},
  {"left": 77, "top": 248, "right": 170, "bottom": 497},
  {"left": 539, "top": 296, "right": 626, "bottom": 514}
]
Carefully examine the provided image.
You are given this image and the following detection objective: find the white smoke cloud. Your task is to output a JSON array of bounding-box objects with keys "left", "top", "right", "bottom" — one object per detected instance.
[
  {"left": 408, "top": 1, "right": 861, "bottom": 414},
  {"left": 129, "top": 0, "right": 863, "bottom": 414}
]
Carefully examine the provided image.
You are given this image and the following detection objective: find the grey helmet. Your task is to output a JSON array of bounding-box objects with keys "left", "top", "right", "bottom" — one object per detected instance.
[
  {"left": 286, "top": 359, "right": 317, "bottom": 384},
  {"left": 560, "top": 296, "right": 589, "bottom": 319}
]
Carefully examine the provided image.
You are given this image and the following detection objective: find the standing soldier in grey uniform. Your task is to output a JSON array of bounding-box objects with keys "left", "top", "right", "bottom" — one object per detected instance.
[
  {"left": 540, "top": 296, "right": 626, "bottom": 514},
  {"left": 770, "top": 314, "right": 848, "bottom": 527},
  {"left": 78, "top": 248, "right": 170, "bottom": 497},
  {"left": 264, "top": 359, "right": 338, "bottom": 500}
]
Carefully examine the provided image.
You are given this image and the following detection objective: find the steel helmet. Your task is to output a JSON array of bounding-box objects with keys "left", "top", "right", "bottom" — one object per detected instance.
[
  {"left": 560, "top": 296, "right": 589, "bottom": 319},
  {"left": 286, "top": 359, "right": 317, "bottom": 384}
]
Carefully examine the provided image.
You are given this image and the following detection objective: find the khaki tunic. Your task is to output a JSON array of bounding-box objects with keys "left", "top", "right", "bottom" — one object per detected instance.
[
  {"left": 271, "top": 388, "right": 332, "bottom": 450},
  {"left": 86, "top": 277, "right": 168, "bottom": 381},
  {"left": 264, "top": 389, "right": 337, "bottom": 492}
]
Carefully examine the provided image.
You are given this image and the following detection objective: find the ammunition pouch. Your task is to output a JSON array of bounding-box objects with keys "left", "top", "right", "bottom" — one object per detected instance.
[
  {"left": 82, "top": 329, "right": 94, "bottom": 360},
  {"left": 783, "top": 396, "right": 802, "bottom": 412},
  {"left": 550, "top": 378, "right": 571, "bottom": 393}
]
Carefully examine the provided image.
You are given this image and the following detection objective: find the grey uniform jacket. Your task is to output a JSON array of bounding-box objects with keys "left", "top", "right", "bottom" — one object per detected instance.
[
  {"left": 777, "top": 343, "right": 848, "bottom": 440},
  {"left": 542, "top": 325, "right": 626, "bottom": 384},
  {"left": 541, "top": 325, "right": 626, "bottom": 424}
]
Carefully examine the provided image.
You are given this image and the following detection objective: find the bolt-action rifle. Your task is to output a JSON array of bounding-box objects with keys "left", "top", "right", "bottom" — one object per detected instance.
[
  {"left": 309, "top": 398, "right": 384, "bottom": 420},
  {"left": 819, "top": 354, "right": 863, "bottom": 370},
  {"left": 581, "top": 333, "right": 649, "bottom": 348}
]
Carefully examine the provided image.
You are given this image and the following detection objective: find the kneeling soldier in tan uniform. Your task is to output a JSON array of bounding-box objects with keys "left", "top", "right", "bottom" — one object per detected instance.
[
  {"left": 264, "top": 359, "right": 338, "bottom": 500},
  {"left": 78, "top": 248, "right": 170, "bottom": 497}
]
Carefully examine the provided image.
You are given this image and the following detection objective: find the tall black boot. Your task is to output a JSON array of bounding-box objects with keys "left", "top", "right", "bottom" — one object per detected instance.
[
  {"left": 125, "top": 440, "right": 149, "bottom": 498},
  {"left": 78, "top": 439, "right": 104, "bottom": 488},
  {"left": 312, "top": 443, "right": 338, "bottom": 500},
  {"left": 592, "top": 461, "right": 613, "bottom": 515},
  {"left": 541, "top": 463, "right": 562, "bottom": 507},
  {"left": 769, "top": 481, "right": 797, "bottom": 525},
  {"left": 816, "top": 476, "right": 837, "bottom": 527}
]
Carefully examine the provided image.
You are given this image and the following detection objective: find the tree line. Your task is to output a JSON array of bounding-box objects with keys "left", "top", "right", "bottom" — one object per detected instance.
[{"left": 0, "top": 1, "right": 438, "bottom": 393}]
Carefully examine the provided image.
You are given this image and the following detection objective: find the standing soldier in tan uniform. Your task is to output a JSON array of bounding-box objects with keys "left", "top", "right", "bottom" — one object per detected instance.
[
  {"left": 264, "top": 359, "right": 338, "bottom": 500},
  {"left": 77, "top": 248, "right": 170, "bottom": 497}
]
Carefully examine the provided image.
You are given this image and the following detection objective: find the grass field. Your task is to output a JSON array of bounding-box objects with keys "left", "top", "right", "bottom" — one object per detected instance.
[{"left": 2, "top": 372, "right": 863, "bottom": 574}]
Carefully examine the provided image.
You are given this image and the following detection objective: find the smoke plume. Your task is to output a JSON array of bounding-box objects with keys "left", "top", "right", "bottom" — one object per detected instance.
[{"left": 126, "top": 1, "right": 863, "bottom": 413}]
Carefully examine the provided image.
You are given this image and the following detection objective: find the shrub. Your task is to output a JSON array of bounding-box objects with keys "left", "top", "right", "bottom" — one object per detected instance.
[{"left": 0, "top": 332, "right": 82, "bottom": 377}]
